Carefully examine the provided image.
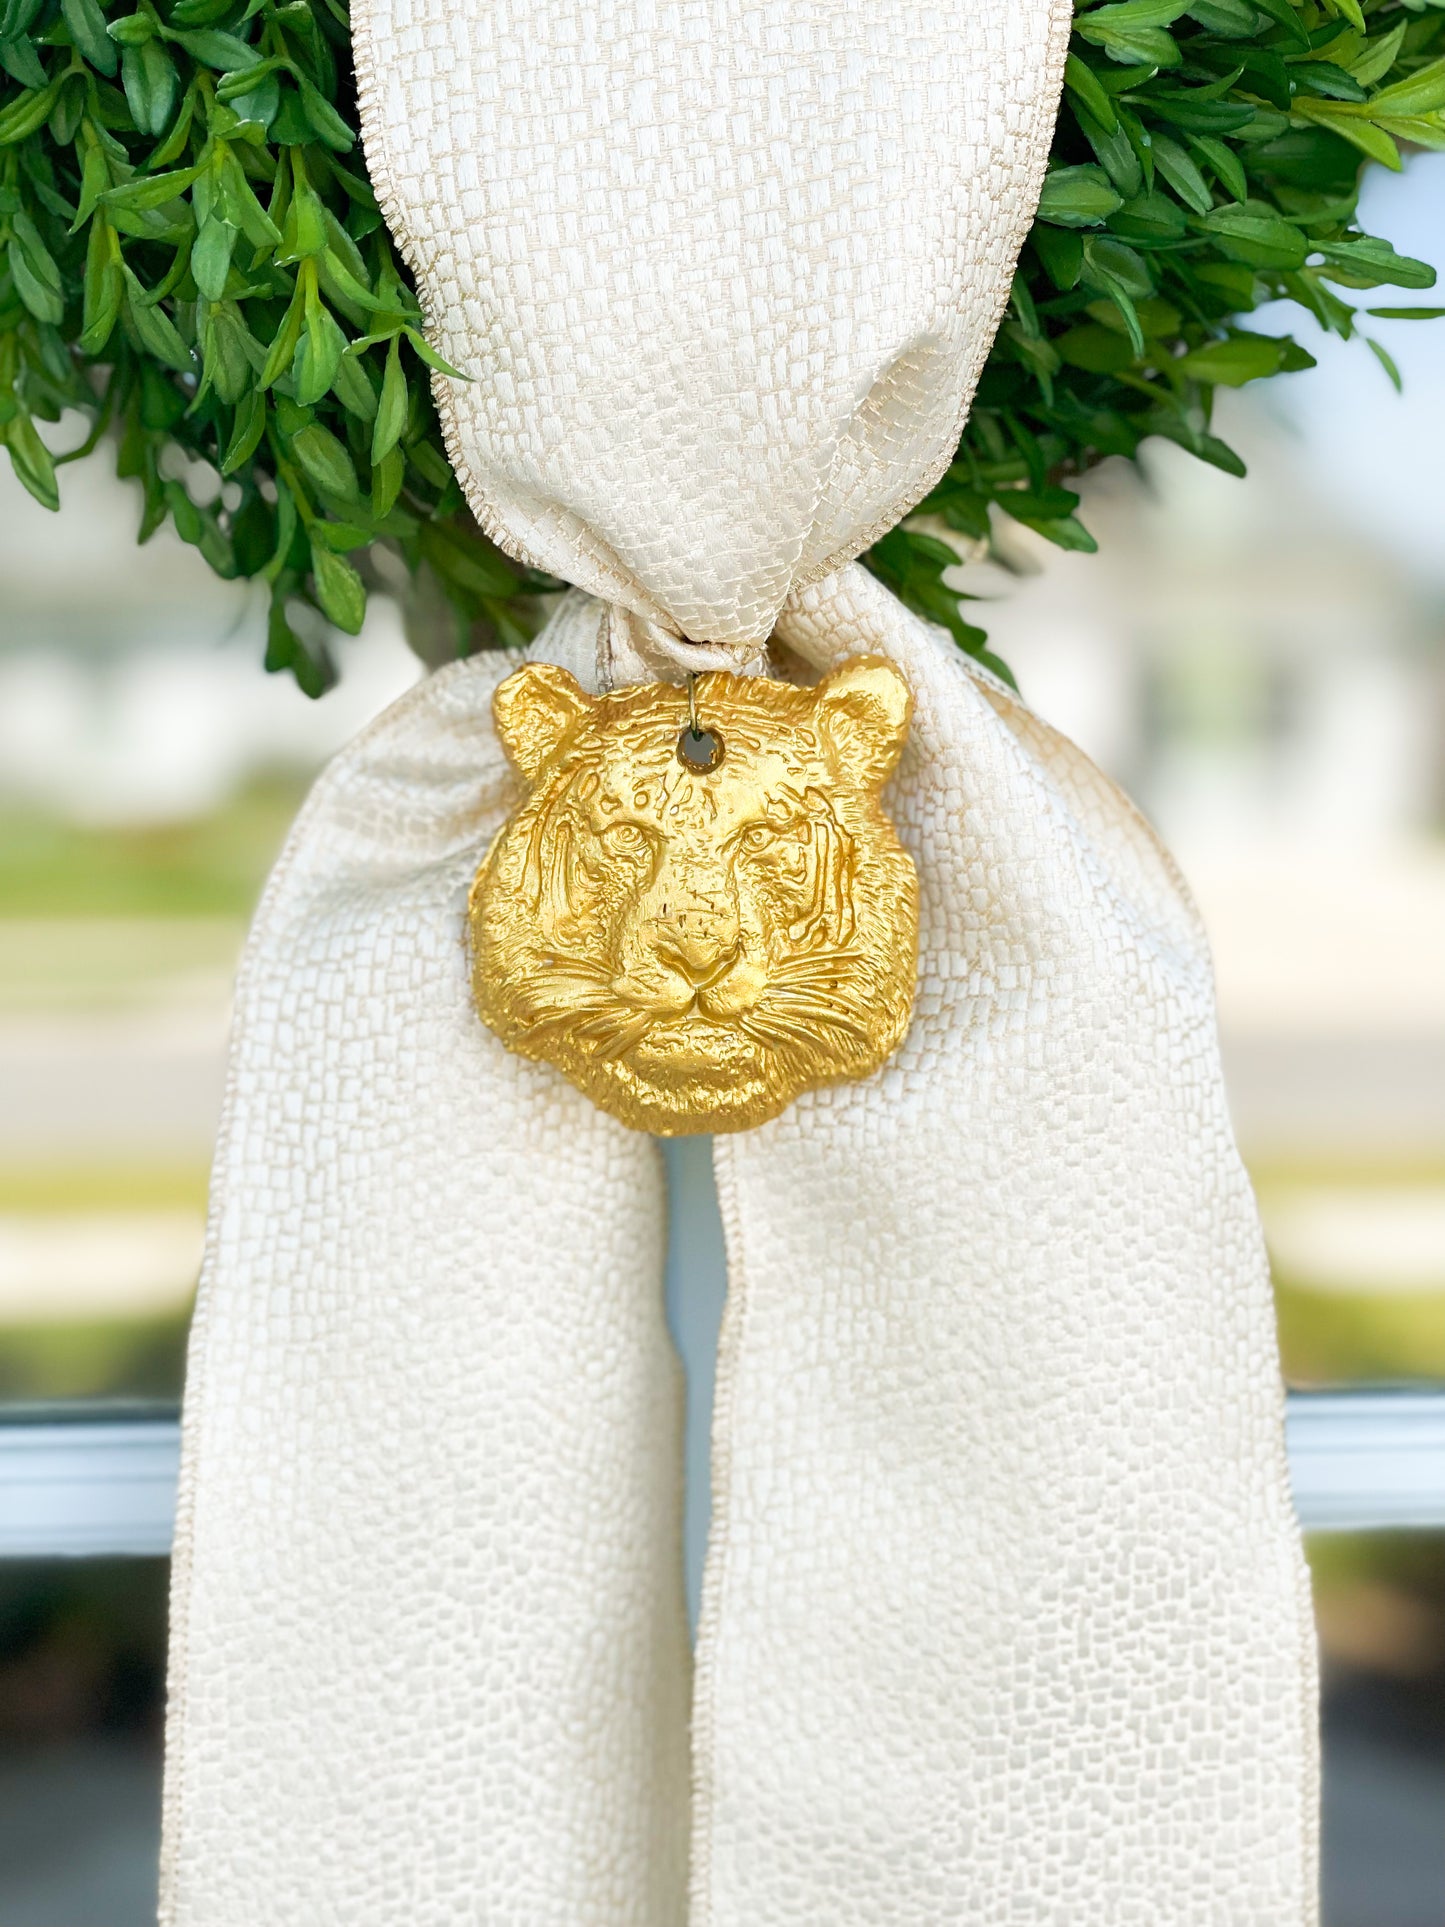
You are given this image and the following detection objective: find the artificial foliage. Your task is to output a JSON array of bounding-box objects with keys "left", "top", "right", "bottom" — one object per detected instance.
[{"left": 1, "top": 0, "right": 1442, "bottom": 692}]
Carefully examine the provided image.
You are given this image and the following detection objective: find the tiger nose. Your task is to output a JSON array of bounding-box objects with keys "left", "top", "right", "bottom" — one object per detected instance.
[{"left": 657, "top": 928, "right": 739, "bottom": 988}]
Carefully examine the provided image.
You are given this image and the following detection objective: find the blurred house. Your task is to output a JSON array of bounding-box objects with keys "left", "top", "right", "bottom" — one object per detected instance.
[
  {"left": 975, "top": 401, "right": 1445, "bottom": 1173},
  {"left": 0, "top": 441, "right": 417, "bottom": 825}
]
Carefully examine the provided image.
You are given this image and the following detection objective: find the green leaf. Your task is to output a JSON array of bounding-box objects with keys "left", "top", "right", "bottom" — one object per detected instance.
[
  {"left": 1141, "top": 90, "right": 1257, "bottom": 134},
  {"left": 1294, "top": 61, "right": 1368, "bottom": 102},
  {"left": 1065, "top": 52, "right": 1119, "bottom": 130},
  {"left": 319, "top": 246, "right": 410, "bottom": 317},
  {"left": 291, "top": 419, "right": 359, "bottom": 499},
  {"left": 171, "top": 28, "right": 262, "bottom": 70},
  {"left": 1086, "top": 294, "right": 1181, "bottom": 336},
  {"left": 3, "top": 411, "right": 60, "bottom": 510},
  {"left": 1075, "top": 2, "right": 1190, "bottom": 65},
  {"left": 1371, "top": 114, "right": 1445, "bottom": 156},
  {"left": 296, "top": 72, "right": 355, "bottom": 150},
  {"left": 869, "top": 528, "right": 1009, "bottom": 677},
  {"left": 310, "top": 540, "right": 366, "bottom": 633},
  {"left": 1314, "top": 236, "right": 1436, "bottom": 290},
  {"left": 1036, "top": 163, "right": 1124, "bottom": 229},
  {"left": 1176, "top": 331, "right": 1292, "bottom": 384},
  {"left": 1364, "top": 54, "right": 1445, "bottom": 116},
  {"left": 1083, "top": 233, "right": 1153, "bottom": 298},
  {"left": 1244, "top": 0, "right": 1308, "bottom": 44},
  {"left": 1144, "top": 406, "right": 1248, "bottom": 476},
  {"left": 1077, "top": 104, "right": 1145, "bottom": 196},
  {"left": 419, "top": 519, "right": 522, "bottom": 597},
  {"left": 995, "top": 486, "right": 1099, "bottom": 552},
  {"left": 1347, "top": 22, "right": 1407, "bottom": 90},
  {"left": 0, "top": 0, "right": 44, "bottom": 38},
  {"left": 1186, "top": 0, "right": 1257, "bottom": 32},
  {"left": 191, "top": 216, "right": 237, "bottom": 301},
  {"left": 120, "top": 39, "right": 178, "bottom": 137},
  {"left": 1200, "top": 201, "right": 1308, "bottom": 270},
  {"left": 79, "top": 216, "right": 122, "bottom": 353},
  {"left": 1108, "top": 187, "right": 1189, "bottom": 243},
  {"left": 218, "top": 154, "right": 282, "bottom": 247},
  {"left": 259, "top": 282, "right": 306, "bottom": 387},
  {"left": 120, "top": 264, "right": 194, "bottom": 370},
  {"left": 50, "top": 74, "right": 85, "bottom": 145},
  {"left": 71, "top": 141, "right": 113, "bottom": 228},
  {"left": 171, "top": 0, "right": 235, "bottom": 25},
  {"left": 8, "top": 213, "right": 65, "bottom": 323},
  {"left": 1364, "top": 335, "right": 1402, "bottom": 392},
  {"left": 1149, "top": 133, "right": 1212, "bottom": 214},
  {"left": 1056, "top": 322, "right": 1137, "bottom": 373},
  {"left": 402, "top": 327, "right": 471, "bottom": 381},
  {"left": 330, "top": 347, "right": 377, "bottom": 419},
  {"left": 266, "top": 595, "right": 333, "bottom": 696},
  {"left": 213, "top": 53, "right": 289, "bottom": 99},
  {"left": 371, "top": 337, "right": 406, "bottom": 462},
  {"left": 1365, "top": 306, "right": 1445, "bottom": 320},
  {"left": 294, "top": 295, "right": 348, "bottom": 405},
  {"left": 260, "top": 483, "right": 299, "bottom": 583},
  {"left": 224, "top": 70, "right": 280, "bottom": 128},
  {"left": 1187, "top": 132, "right": 1247, "bottom": 202},
  {"left": 1292, "top": 98, "right": 1402, "bottom": 169},
  {"left": 312, "top": 520, "right": 377, "bottom": 552},
  {"left": 8, "top": 243, "right": 64, "bottom": 323},
  {"left": 221, "top": 388, "right": 266, "bottom": 472},
  {"left": 102, "top": 164, "right": 202, "bottom": 213},
  {"left": 1032, "top": 223, "right": 1084, "bottom": 289},
  {"left": 277, "top": 181, "right": 327, "bottom": 263},
  {"left": 200, "top": 301, "right": 263, "bottom": 403},
  {"left": 0, "top": 74, "right": 64, "bottom": 144},
  {"left": 371, "top": 439, "right": 404, "bottom": 517},
  {"left": 61, "top": 0, "right": 118, "bottom": 75},
  {"left": 0, "top": 34, "right": 48, "bottom": 89},
  {"left": 105, "top": 12, "right": 154, "bottom": 45}
]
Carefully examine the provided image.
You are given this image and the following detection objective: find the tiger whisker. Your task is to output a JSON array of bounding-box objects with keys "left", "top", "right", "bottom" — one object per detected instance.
[
  {"left": 760, "top": 991, "right": 871, "bottom": 1045},
  {"left": 740, "top": 1015, "right": 810, "bottom": 1056},
  {"left": 740, "top": 1007, "right": 844, "bottom": 1054},
  {"left": 770, "top": 951, "right": 864, "bottom": 979},
  {"left": 591, "top": 1011, "right": 656, "bottom": 1061},
  {"left": 518, "top": 987, "right": 617, "bottom": 1038}
]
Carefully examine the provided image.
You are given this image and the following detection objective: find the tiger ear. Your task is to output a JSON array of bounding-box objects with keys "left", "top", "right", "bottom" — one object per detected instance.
[
  {"left": 813, "top": 656, "right": 912, "bottom": 788},
  {"left": 492, "top": 663, "right": 593, "bottom": 780}
]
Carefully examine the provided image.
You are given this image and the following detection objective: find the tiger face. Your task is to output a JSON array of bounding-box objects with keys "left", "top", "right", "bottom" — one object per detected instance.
[{"left": 468, "top": 657, "right": 918, "bottom": 1134}]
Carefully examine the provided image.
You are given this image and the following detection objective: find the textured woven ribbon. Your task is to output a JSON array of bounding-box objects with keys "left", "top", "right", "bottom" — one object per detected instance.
[{"left": 161, "top": 2, "right": 1318, "bottom": 1921}]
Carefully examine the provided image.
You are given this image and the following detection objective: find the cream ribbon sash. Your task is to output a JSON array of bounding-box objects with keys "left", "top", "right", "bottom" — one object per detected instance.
[{"left": 161, "top": 0, "right": 1318, "bottom": 1919}]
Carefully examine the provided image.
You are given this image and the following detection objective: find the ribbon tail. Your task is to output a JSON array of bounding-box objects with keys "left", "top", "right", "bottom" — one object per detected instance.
[
  {"left": 688, "top": 564, "right": 1319, "bottom": 1925},
  {"left": 161, "top": 631, "right": 691, "bottom": 1926}
]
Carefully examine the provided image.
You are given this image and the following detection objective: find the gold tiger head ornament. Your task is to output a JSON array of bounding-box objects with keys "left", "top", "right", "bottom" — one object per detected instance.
[{"left": 468, "top": 657, "right": 918, "bottom": 1134}]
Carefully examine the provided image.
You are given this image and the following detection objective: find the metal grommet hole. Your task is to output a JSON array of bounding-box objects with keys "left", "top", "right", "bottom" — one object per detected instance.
[{"left": 677, "top": 726, "right": 724, "bottom": 773}]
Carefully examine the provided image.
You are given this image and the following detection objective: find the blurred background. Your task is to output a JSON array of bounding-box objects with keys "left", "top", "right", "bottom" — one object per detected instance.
[{"left": 2, "top": 159, "right": 1444, "bottom": 1925}]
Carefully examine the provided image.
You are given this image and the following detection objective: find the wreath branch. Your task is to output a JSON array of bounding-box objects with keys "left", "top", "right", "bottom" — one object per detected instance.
[{"left": 1, "top": 0, "right": 1440, "bottom": 692}]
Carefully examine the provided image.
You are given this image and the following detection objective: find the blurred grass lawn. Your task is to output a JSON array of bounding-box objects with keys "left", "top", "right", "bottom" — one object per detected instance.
[
  {"left": 0, "top": 1169, "right": 204, "bottom": 1403},
  {"left": 0, "top": 781, "right": 289, "bottom": 1403},
  {"left": 0, "top": 777, "right": 306, "bottom": 920}
]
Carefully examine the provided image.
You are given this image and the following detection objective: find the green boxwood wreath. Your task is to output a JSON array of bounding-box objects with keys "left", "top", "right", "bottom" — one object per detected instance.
[{"left": 1, "top": 0, "right": 1442, "bottom": 691}]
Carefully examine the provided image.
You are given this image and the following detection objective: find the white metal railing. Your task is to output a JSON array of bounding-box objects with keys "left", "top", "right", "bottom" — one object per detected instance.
[
  {"left": 0, "top": 1413, "right": 179, "bottom": 1558},
  {"left": 0, "top": 1392, "right": 1441, "bottom": 1559}
]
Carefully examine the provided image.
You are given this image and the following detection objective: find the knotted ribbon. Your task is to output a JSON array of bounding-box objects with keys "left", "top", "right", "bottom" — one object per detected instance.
[{"left": 161, "top": 2, "right": 1318, "bottom": 1920}]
